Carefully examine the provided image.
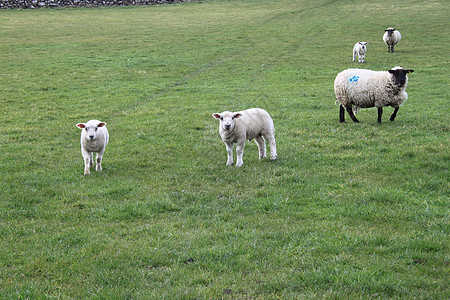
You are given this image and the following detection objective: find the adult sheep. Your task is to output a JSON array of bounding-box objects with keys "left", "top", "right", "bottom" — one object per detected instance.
[
  {"left": 353, "top": 42, "right": 369, "bottom": 63},
  {"left": 212, "top": 108, "right": 277, "bottom": 167},
  {"left": 383, "top": 27, "right": 401, "bottom": 53},
  {"left": 334, "top": 66, "right": 414, "bottom": 123},
  {"left": 76, "top": 120, "right": 109, "bottom": 175}
]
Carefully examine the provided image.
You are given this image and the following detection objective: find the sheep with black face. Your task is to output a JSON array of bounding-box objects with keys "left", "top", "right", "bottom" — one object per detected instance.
[
  {"left": 334, "top": 66, "right": 414, "bottom": 123},
  {"left": 383, "top": 27, "right": 401, "bottom": 53}
]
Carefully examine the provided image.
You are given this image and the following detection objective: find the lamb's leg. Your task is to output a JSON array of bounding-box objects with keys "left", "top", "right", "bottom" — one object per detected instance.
[
  {"left": 225, "top": 142, "right": 234, "bottom": 166},
  {"left": 81, "top": 149, "right": 91, "bottom": 175},
  {"left": 377, "top": 107, "right": 383, "bottom": 123},
  {"left": 345, "top": 106, "right": 360, "bottom": 123},
  {"left": 96, "top": 149, "right": 105, "bottom": 172},
  {"left": 235, "top": 141, "right": 245, "bottom": 167},
  {"left": 339, "top": 105, "right": 346, "bottom": 123},
  {"left": 390, "top": 107, "right": 399, "bottom": 121},
  {"left": 265, "top": 133, "right": 277, "bottom": 161},
  {"left": 254, "top": 136, "right": 266, "bottom": 159},
  {"left": 391, "top": 45, "right": 395, "bottom": 53}
]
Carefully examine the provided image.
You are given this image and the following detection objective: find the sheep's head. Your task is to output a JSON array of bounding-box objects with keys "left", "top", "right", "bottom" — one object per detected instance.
[
  {"left": 212, "top": 112, "right": 242, "bottom": 131},
  {"left": 385, "top": 28, "right": 396, "bottom": 36},
  {"left": 388, "top": 67, "right": 414, "bottom": 88},
  {"left": 76, "top": 120, "right": 106, "bottom": 141},
  {"left": 358, "top": 42, "right": 369, "bottom": 50}
]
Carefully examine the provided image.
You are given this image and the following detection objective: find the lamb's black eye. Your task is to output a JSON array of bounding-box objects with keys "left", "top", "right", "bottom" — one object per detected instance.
[
  {"left": 95, "top": 128, "right": 98, "bottom": 131},
  {"left": 85, "top": 128, "right": 88, "bottom": 131},
  {"left": 220, "top": 116, "right": 223, "bottom": 120}
]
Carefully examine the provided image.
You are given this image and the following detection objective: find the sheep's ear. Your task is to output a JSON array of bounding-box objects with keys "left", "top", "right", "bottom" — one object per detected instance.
[
  {"left": 365, "top": 42, "right": 369, "bottom": 44},
  {"left": 406, "top": 70, "right": 414, "bottom": 74},
  {"left": 98, "top": 122, "right": 106, "bottom": 127},
  {"left": 234, "top": 113, "right": 243, "bottom": 119},
  {"left": 76, "top": 123, "right": 86, "bottom": 129},
  {"left": 212, "top": 113, "right": 221, "bottom": 119},
  {"left": 388, "top": 70, "right": 395, "bottom": 74}
]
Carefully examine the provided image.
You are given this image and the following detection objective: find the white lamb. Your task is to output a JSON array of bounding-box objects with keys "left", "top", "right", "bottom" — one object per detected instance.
[
  {"left": 383, "top": 27, "right": 401, "bottom": 53},
  {"left": 334, "top": 66, "right": 414, "bottom": 123},
  {"left": 352, "top": 42, "right": 369, "bottom": 63},
  {"left": 75, "top": 120, "right": 109, "bottom": 175},
  {"left": 212, "top": 108, "right": 277, "bottom": 167}
]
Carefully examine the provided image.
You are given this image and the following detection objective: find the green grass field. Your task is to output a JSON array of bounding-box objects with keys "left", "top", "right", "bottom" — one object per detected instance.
[{"left": 1, "top": 0, "right": 448, "bottom": 298}]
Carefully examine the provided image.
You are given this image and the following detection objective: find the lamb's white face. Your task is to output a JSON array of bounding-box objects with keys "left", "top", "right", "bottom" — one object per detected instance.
[
  {"left": 212, "top": 112, "right": 242, "bottom": 131},
  {"left": 76, "top": 121, "right": 106, "bottom": 141},
  {"left": 358, "top": 42, "right": 368, "bottom": 51}
]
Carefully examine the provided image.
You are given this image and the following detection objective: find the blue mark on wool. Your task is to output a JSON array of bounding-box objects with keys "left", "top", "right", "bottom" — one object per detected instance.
[{"left": 349, "top": 75, "right": 360, "bottom": 83}]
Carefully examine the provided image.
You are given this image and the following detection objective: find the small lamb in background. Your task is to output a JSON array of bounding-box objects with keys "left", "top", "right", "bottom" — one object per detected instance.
[
  {"left": 212, "top": 108, "right": 277, "bottom": 167},
  {"left": 383, "top": 28, "right": 401, "bottom": 53},
  {"left": 353, "top": 42, "right": 369, "bottom": 63},
  {"left": 76, "top": 120, "right": 109, "bottom": 175}
]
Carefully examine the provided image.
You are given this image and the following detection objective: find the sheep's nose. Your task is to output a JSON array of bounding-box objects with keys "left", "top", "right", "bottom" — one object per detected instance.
[
  {"left": 224, "top": 124, "right": 231, "bottom": 130},
  {"left": 89, "top": 135, "right": 94, "bottom": 139}
]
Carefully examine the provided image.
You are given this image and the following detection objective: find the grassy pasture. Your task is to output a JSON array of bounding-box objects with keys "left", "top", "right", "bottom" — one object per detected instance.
[{"left": 0, "top": 0, "right": 448, "bottom": 298}]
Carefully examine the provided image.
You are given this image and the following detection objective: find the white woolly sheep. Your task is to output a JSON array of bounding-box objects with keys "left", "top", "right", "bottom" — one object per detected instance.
[
  {"left": 212, "top": 108, "right": 277, "bottom": 167},
  {"left": 353, "top": 42, "right": 369, "bottom": 63},
  {"left": 383, "top": 28, "right": 401, "bottom": 53},
  {"left": 334, "top": 66, "right": 414, "bottom": 123},
  {"left": 75, "top": 120, "right": 109, "bottom": 175}
]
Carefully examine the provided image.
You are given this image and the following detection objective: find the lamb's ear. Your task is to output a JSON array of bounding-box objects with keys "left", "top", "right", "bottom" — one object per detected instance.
[
  {"left": 406, "top": 69, "right": 414, "bottom": 74},
  {"left": 233, "top": 113, "right": 243, "bottom": 119},
  {"left": 98, "top": 122, "right": 106, "bottom": 127},
  {"left": 76, "top": 123, "right": 86, "bottom": 129},
  {"left": 365, "top": 42, "right": 369, "bottom": 44},
  {"left": 388, "top": 70, "right": 395, "bottom": 74},
  {"left": 212, "top": 113, "right": 221, "bottom": 119}
]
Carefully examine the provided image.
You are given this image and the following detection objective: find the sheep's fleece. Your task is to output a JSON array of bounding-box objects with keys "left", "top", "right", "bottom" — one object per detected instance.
[{"left": 212, "top": 108, "right": 277, "bottom": 167}]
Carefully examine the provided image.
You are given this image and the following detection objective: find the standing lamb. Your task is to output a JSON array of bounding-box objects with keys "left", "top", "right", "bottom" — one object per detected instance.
[
  {"left": 76, "top": 120, "right": 109, "bottom": 175},
  {"left": 212, "top": 108, "right": 277, "bottom": 167},
  {"left": 383, "top": 28, "right": 401, "bottom": 53},
  {"left": 334, "top": 66, "right": 414, "bottom": 123},
  {"left": 353, "top": 42, "right": 369, "bottom": 63}
]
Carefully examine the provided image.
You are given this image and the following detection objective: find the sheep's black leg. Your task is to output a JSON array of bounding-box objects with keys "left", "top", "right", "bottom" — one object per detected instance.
[
  {"left": 390, "top": 107, "right": 399, "bottom": 121},
  {"left": 377, "top": 107, "right": 383, "bottom": 123},
  {"left": 391, "top": 45, "right": 395, "bottom": 53},
  {"left": 339, "top": 105, "right": 346, "bottom": 123},
  {"left": 345, "top": 106, "right": 360, "bottom": 123}
]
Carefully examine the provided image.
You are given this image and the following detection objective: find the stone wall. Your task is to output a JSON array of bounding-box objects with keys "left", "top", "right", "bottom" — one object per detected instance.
[{"left": 1, "top": 0, "right": 200, "bottom": 9}]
